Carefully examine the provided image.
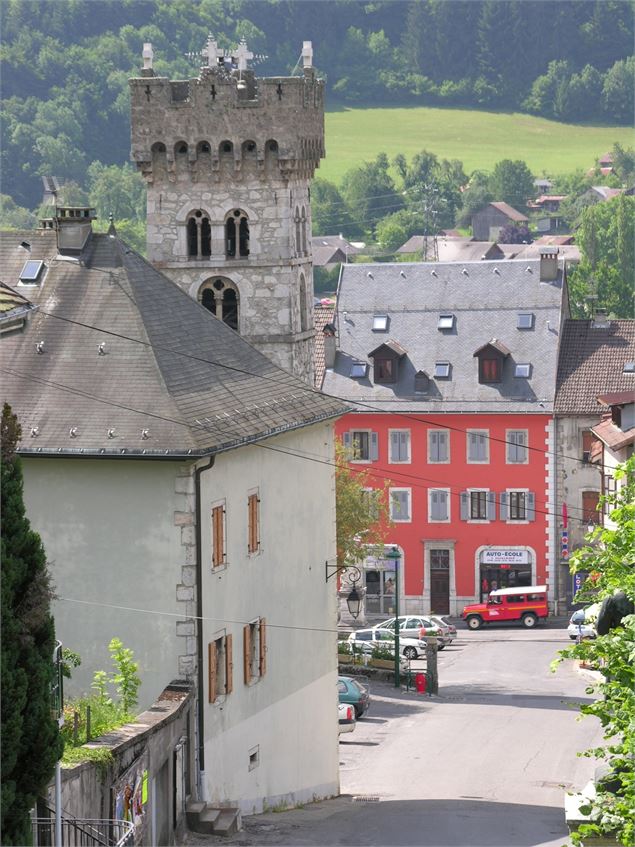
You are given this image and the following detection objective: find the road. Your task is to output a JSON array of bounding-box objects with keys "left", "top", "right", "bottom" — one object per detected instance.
[{"left": 185, "top": 625, "right": 604, "bottom": 847}]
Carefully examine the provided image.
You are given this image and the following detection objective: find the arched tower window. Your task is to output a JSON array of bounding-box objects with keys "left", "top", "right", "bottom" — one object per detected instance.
[
  {"left": 197, "top": 141, "right": 211, "bottom": 156},
  {"left": 219, "top": 140, "right": 233, "bottom": 158},
  {"left": 242, "top": 140, "right": 257, "bottom": 158},
  {"left": 175, "top": 141, "right": 188, "bottom": 156},
  {"left": 199, "top": 277, "right": 239, "bottom": 331},
  {"left": 299, "top": 272, "right": 308, "bottom": 332},
  {"left": 186, "top": 210, "right": 211, "bottom": 259},
  {"left": 225, "top": 209, "right": 249, "bottom": 258}
]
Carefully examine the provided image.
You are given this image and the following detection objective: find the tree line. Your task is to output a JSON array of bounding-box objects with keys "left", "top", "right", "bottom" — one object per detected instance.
[{"left": 1, "top": 0, "right": 633, "bottom": 210}]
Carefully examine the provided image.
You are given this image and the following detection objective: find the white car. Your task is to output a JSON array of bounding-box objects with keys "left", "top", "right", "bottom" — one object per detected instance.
[
  {"left": 375, "top": 615, "right": 450, "bottom": 649},
  {"left": 347, "top": 627, "right": 428, "bottom": 659},
  {"left": 567, "top": 606, "right": 599, "bottom": 640},
  {"left": 338, "top": 702, "right": 356, "bottom": 734}
]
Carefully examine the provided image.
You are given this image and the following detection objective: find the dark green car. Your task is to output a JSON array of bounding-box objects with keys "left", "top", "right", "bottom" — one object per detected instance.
[{"left": 337, "top": 675, "right": 370, "bottom": 719}]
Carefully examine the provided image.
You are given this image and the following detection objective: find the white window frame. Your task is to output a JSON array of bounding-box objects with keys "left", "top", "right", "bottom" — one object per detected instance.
[
  {"left": 428, "top": 488, "right": 450, "bottom": 523},
  {"left": 389, "top": 429, "right": 411, "bottom": 464},
  {"left": 506, "top": 488, "right": 529, "bottom": 523},
  {"left": 350, "top": 429, "right": 372, "bottom": 463},
  {"left": 389, "top": 488, "right": 412, "bottom": 522},
  {"left": 428, "top": 429, "right": 450, "bottom": 464},
  {"left": 506, "top": 429, "right": 529, "bottom": 464},
  {"left": 467, "top": 429, "right": 490, "bottom": 464},
  {"left": 468, "top": 488, "right": 491, "bottom": 523}
]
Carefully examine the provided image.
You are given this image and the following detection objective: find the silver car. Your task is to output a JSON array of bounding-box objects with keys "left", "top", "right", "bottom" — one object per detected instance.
[{"left": 375, "top": 615, "right": 450, "bottom": 649}]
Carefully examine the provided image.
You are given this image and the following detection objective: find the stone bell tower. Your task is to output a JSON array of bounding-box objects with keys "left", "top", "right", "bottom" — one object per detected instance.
[{"left": 129, "top": 37, "right": 325, "bottom": 383}]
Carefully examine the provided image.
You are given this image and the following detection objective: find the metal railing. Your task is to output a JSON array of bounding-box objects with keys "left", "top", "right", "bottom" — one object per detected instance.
[{"left": 32, "top": 805, "right": 134, "bottom": 847}]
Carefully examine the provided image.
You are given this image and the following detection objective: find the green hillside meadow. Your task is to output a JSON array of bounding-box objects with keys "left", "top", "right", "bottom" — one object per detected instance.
[{"left": 321, "top": 106, "right": 634, "bottom": 183}]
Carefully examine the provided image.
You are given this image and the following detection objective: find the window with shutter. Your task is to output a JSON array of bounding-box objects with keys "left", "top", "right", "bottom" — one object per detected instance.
[
  {"left": 509, "top": 491, "right": 527, "bottom": 520},
  {"left": 225, "top": 634, "right": 233, "bottom": 694},
  {"left": 469, "top": 490, "right": 488, "bottom": 520},
  {"left": 349, "top": 430, "right": 375, "bottom": 461},
  {"left": 248, "top": 492, "right": 260, "bottom": 554},
  {"left": 244, "top": 619, "right": 266, "bottom": 684},
  {"left": 389, "top": 430, "right": 410, "bottom": 463},
  {"left": 507, "top": 430, "right": 528, "bottom": 463},
  {"left": 429, "top": 489, "right": 449, "bottom": 522},
  {"left": 429, "top": 430, "right": 449, "bottom": 463},
  {"left": 582, "top": 491, "right": 600, "bottom": 524},
  {"left": 390, "top": 488, "right": 411, "bottom": 521},
  {"left": 243, "top": 624, "right": 252, "bottom": 685},
  {"left": 467, "top": 430, "right": 489, "bottom": 463},
  {"left": 211, "top": 503, "right": 226, "bottom": 568},
  {"left": 208, "top": 642, "right": 217, "bottom": 703}
]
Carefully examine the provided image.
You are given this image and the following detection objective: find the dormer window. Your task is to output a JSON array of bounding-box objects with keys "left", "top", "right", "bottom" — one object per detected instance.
[
  {"left": 438, "top": 314, "right": 455, "bottom": 331},
  {"left": 414, "top": 371, "right": 430, "bottom": 393},
  {"left": 474, "top": 339, "right": 510, "bottom": 384},
  {"left": 369, "top": 341, "right": 407, "bottom": 385},
  {"left": 517, "top": 312, "right": 534, "bottom": 330},
  {"left": 434, "top": 362, "right": 451, "bottom": 379},
  {"left": 372, "top": 314, "right": 389, "bottom": 332},
  {"left": 19, "top": 260, "right": 45, "bottom": 284},
  {"left": 350, "top": 361, "right": 368, "bottom": 379}
]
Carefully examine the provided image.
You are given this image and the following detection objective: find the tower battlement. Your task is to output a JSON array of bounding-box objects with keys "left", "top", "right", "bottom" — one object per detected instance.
[{"left": 130, "top": 42, "right": 324, "bottom": 184}]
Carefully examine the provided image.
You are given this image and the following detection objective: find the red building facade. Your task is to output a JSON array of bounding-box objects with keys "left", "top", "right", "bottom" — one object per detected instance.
[{"left": 336, "top": 411, "right": 552, "bottom": 617}]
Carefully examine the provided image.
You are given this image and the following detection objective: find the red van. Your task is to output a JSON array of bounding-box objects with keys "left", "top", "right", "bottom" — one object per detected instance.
[{"left": 461, "top": 586, "right": 549, "bottom": 630}]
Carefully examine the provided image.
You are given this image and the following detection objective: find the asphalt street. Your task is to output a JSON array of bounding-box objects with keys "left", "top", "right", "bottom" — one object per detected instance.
[{"left": 184, "top": 624, "right": 604, "bottom": 847}]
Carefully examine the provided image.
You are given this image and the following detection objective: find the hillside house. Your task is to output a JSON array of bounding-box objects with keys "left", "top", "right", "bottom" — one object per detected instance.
[
  {"left": 312, "top": 235, "right": 361, "bottom": 268},
  {"left": 472, "top": 202, "right": 529, "bottom": 241},
  {"left": 319, "top": 251, "right": 569, "bottom": 618}
]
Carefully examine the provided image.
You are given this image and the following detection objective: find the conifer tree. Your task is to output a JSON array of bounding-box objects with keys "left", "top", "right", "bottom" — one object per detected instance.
[{"left": 1, "top": 403, "right": 63, "bottom": 845}]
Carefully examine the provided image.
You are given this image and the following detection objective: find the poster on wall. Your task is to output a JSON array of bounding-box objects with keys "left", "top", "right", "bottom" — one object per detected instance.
[{"left": 112, "top": 752, "right": 149, "bottom": 845}]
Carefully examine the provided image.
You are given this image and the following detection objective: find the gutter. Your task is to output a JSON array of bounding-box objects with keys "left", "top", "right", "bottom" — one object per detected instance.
[{"left": 194, "top": 455, "right": 215, "bottom": 801}]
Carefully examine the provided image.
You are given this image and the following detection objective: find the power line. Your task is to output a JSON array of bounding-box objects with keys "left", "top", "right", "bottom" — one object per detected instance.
[{"left": 2, "top": 363, "right": 598, "bottom": 526}]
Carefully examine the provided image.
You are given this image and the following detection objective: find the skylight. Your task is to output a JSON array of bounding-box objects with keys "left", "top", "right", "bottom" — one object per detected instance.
[
  {"left": 437, "top": 314, "right": 455, "bottom": 330},
  {"left": 350, "top": 361, "right": 368, "bottom": 378},
  {"left": 623, "top": 362, "right": 635, "bottom": 374},
  {"left": 514, "top": 363, "right": 532, "bottom": 378},
  {"left": 517, "top": 312, "right": 534, "bottom": 330},
  {"left": 19, "top": 260, "right": 44, "bottom": 283},
  {"left": 434, "top": 362, "right": 451, "bottom": 379},
  {"left": 372, "top": 314, "right": 389, "bottom": 332}
]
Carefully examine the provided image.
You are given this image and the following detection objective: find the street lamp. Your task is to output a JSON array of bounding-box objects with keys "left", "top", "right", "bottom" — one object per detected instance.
[
  {"left": 346, "top": 585, "right": 362, "bottom": 620},
  {"left": 384, "top": 546, "right": 401, "bottom": 688},
  {"left": 325, "top": 561, "right": 363, "bottom": 621}
]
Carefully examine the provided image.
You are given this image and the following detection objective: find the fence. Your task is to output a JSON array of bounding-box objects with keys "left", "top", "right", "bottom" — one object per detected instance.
[{"left": 32, "top": 802, "right": 134, "bottom": 847}]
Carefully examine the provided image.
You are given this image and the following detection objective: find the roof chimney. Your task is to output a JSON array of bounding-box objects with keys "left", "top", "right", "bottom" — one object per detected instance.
[
  {"left": 54, "top": 206, "right": 96, "bottom": 255},
  {"left": 323, "top": 322, "right": 336, "bottom": 369},
  {"left": 539, "top": 247, "right": 559, "bottom": 281},
  {"left": 591, "top": 308, "right": 610, "bottom": 329}
]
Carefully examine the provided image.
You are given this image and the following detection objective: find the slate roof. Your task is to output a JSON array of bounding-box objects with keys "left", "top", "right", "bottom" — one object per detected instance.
[
  {"left": 396, "top": 237, "right": 504, "bottom": 262},
  {"left": 487, "top": 202, "right": 528, "bottom": 222},
  {"left": 554, "top": 320, "right": 635, "bottom": 415},
  {"left": 321, "top": 259, "right": 567, "bottom": 413},
  {"left": 0, "top": 229, "right": 346, "bottom": 456},
  {"left": 313, "top": 304, "right": 335, "bottom": 389},
  {"left": 513, "top": 243, "right": 581, "bottom": 264}
]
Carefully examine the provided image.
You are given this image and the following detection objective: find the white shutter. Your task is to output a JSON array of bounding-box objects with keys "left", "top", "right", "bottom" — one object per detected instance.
[
  {"left": 500, "top": 492, "right": 508, "bottom": 520},
  {"left": 430, "top": 431, "right": 439, "bottom": 461},
  {"left": 370, "top": 431, "right": 379, "bottom": 461},
  {"left": 430, "top": 490, "right": 440, "bottom": 520},
  {"left": 438, "top": 431, "right": 448, "bottom": 462},
  {"left": 527, "top": 492, "right": 536, "bottom": 521},
  {"left": 460, "top": 491, "right": 469, "bottom": 520},
  {"left": 487, "top": 491, "right": 496, "bottom": 520}
]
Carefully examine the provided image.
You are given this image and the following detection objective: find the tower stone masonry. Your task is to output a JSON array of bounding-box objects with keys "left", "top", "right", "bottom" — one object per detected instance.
[{"left": 129, "top": 38, "right": 325, "bottom": 383}]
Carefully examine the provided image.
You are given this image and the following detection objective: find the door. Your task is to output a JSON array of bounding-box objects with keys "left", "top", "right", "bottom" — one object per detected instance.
[{"left": 430, "top": 549, "right": 450, "bottom": 614}]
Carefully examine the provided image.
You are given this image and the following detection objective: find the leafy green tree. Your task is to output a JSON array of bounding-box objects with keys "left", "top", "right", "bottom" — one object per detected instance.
[
  {"left": 523, "top": 59, "right": 573, "bottom": 117},
  {"left": 556, "top": 457, "right": 635, "bottom": 847},
  {"left": 336, "top": 441, "right": 391, "bottom": 569},
  {"left": 1, "top": 404, "right": 63, "bottom": 845},
  {"left": 311, "top": 178, "right": 350, "bottom": 237},
  {"left": 87, "top": 162, "right": 146, "bottom": 222},
  {"left": 609, "top": 143, "right": 635, "bottom": 185},
  {"left": 568, "top": 195, "right": 635, "bottom": 317},
  {"left": 341, "top": 153, "right": 404, "bottom": 238},
  {"left": 601, "top": 57, "right": 635, "bottom": 125},
  {"left": 456, "top": 170, "right": 494, "bottom": 227},
  {"left": 0, "top": 194, "right": 36, "bottom": 230},
  {"left": 108, "top": 637, "right": 141, "bottom": 714},
  {"left": 488, "top": 159, "right": 534, "bottom": 209},
  {"left": 375, "top": 209, "right": 421, "bottom": 252}
]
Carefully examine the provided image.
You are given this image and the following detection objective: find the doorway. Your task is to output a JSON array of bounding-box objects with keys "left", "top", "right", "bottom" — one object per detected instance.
[{"left": 430, "top": 549, "right": 450, "bottom": 614}]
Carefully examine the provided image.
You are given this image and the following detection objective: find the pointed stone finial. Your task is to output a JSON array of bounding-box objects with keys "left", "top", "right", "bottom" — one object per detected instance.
[
  {"left": 302, "top": 41, "right": 313, "bottom": 69},
  {"left": 235, "top": 38, "right": 253, "bottom": 71},
  {"left": 142, "top": 42, "right": 154, "bottom": 70}
]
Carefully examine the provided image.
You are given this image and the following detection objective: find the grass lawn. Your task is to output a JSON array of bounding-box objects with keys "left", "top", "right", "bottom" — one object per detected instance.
[{"left": 320, "top": 105, "right": 634, "bottom": 183}]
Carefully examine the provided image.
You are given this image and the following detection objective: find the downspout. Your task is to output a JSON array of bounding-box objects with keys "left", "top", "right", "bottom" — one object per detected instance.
[{"left": 195, "top": 455, "right": 215, "bottom": 801}]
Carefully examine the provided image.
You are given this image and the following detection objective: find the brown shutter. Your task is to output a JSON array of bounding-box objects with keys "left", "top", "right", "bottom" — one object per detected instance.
[
  {"left": 225, "top": 634, "right": 233, "bottom": 694},
  {"left": 208, "top": 642, "right": 217, "bottom": 703},
  {"left": 248, "top": 494, "right": 258, "bottom": 554},
  {"left": 212, "top": 505, "right": 225, "bottom": 567},
  {"left": 243, "top": 624, "right": 252, "bottom": 685},
  {"left": 259, "top": 618, "right": 267, "bottom": 677},
  {"left": 582, "top": 491, "right": 600, "bottom": 523}
]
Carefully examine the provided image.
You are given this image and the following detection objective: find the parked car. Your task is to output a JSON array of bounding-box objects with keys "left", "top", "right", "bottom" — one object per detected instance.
[
  {"left": 338, "top": 701, "right": 356, "bottom": 734},
  {"left": 568, "top": 605, "right": 599, "bottom": 640},
  {"left": 338, "top": 675, "right": 370, "bottom": 719},
  {"left": 348, "top": 627, "right": 429, "bottom": 659},
  {"left": 375, "top": 616, "right": 449, "bottom": 649},
  {"left": 461, "top": 586, "right": 549, "bottom": 630},
  {"left": 430, "top": 615, "right": 456, "bottom": 643}
]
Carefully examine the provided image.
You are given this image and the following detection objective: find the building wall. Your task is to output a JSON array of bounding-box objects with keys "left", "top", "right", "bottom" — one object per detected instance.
[
  {"left": 198, "top": 422, "right": 339, "bottom": 813},
  {"left": 554, "top": 415, "right": 603, "bottom": 610},
  {"left": 472, "top": 208, "right": 509, "bottom": 241},
  {"left": 21, "top": 458, "right": 191, "bottom": 709},
  {"left": 335, "top": 411, "right": 552, "bottom": 615}
]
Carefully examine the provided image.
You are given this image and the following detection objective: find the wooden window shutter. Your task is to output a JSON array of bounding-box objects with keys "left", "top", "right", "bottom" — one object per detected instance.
[
  {"left": 212, "top": 505, "right": 225, "bottom": 567},
  {"left": 259, "top": 618, "right": 267, "bottom": 677},
  {"left": 460, "top": 491, "right": 469, "bottom": 520},
  {"left": 487, "top": 491, "right": 496, "bottom": 521},
  {"left": 527, "top": 492, "right": 536, "bottom": 521},
  {"left": 499, "top": 492, "right": 508, "bottom": 521},
  {"left": 225, "top": 634, "right": 233, "bottom": 694},
  {"left": 243, "top": 624, "right": 252, "bottom": 685},
  {"left": 248, "top": 494, "right": 259, "bottom": 554},
  {"left": 208, "top": 642, "right": 217, "bottom": 703}
]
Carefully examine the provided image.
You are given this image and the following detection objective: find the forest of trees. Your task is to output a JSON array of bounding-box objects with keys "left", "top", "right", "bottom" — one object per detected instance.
[{"left": 1, "top": 0, "right": 633, "bottom": 210}]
